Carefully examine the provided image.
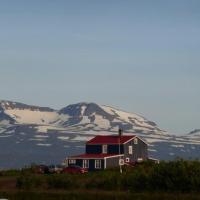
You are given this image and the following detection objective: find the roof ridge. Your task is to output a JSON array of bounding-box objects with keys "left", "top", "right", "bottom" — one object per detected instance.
[{"left": 86, "top": 134, "right": 135, "bottom": 144}]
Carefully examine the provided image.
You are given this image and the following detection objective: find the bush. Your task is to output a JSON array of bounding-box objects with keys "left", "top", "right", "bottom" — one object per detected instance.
[
  {"left": 0, "top": 169, "right": 21, "bottom": 176},
  {"left": 12, "top": 160, "right": 200, "bottom": 193},
  {"left": 47, "top": 174, "right": 78, "bottom": 189},
  {"left": 16, "top": 175, "right": 44, "bottom": 190}
]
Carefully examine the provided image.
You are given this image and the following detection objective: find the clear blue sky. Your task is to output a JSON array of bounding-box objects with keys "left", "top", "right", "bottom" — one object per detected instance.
[{"left": 0, "top": 0, "right": 199, "bottom": 134}]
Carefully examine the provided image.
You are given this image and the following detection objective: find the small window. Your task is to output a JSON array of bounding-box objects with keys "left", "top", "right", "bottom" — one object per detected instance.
[
  {"left": 69, "top": 159, "right": 76, "bottom": 164},
  {"left": 134, "top": 138, "right": 138, "bottom": 144},
  {"left": 128, "top": 146, "right": 133, "bottom": 154},
  {"left": 95, "top": 160, "right": 101, "bottom": 169},
  {"left": 83, "top": 159, "right": 89, "bottom": 168},
  {"left": 102, "top": 145, "right": 107, "bottom": 154},
  {"left": 126, "top": 158, "right": 130, "bottom": 162},
  {"left": 137, "top": 158, "right": 143, "bottom": 162}
]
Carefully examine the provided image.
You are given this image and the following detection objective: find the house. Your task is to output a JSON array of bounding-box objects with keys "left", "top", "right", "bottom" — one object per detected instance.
[{"left": 66, "top": 130, "right": 148, "bottom": 171}]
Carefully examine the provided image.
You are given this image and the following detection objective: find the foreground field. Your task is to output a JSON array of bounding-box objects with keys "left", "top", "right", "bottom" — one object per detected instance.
[
  {"left": 1, "top": 191, "right": 200, "bottom": 200},
  {"left": 0, "top": 160, "right": 200, "bottom": 199}
]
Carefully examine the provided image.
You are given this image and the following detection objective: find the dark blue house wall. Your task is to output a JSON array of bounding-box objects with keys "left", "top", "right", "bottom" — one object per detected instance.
[
  {"left": 108, "top": 145, "right": 124, "bottom": 154},
  {"left": 86, "top": 144, "right": 124, "bottom": 154},
  {"left": 86, "top": 145, "right": 102, "bottom": 154}
]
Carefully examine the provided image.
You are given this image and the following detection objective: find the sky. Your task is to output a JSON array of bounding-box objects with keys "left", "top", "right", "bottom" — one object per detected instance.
[{"left": 0, "top": 0, "right": 199, "bottom": 135}]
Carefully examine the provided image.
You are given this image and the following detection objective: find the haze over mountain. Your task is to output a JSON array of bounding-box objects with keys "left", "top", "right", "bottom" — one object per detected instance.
[{"left": 0, "top": 100, "right": 200, "bottom": 169}]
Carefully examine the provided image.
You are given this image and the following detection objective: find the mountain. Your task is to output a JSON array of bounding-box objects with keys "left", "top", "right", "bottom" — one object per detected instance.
[
  {"left": 186, "top": 129, "right": 200, "bottom": 140},
  {"left": 188, "top": 129, "right": 200, "bottom": 136},
  {"left": 0, "top": 100, "right": 200, "bottom": 169},
  {"left": 58, "top": 102, "right": 162, "bottom": 132}
]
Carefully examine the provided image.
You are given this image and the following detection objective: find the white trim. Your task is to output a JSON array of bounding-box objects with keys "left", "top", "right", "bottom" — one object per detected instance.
[
  {"left": 82, "top": 159, "right": 89, "bottom": 168},
  {"left": 128, "top": 145, "right": 133, "bottom": 154},
  {"left": 102, "top": 144, "right": 108, "bottom": 154},
  {"left": 134, "top": 138, "right": 138, "bottom": 144},
  {"left": 68, "top": 159, "right": 76, "bottom": 164},
  {"left": 86, "top": 135, "right": 148, "bottom": 146},
  {"left": 104, "top": 158, "right": 107, "bottom": 169},
  {"left": 104, "top": 154, "right": 124, "bottom": 159},
  {"left": 95, "top": 160, "right": 102, "bottom": 169},
  {"left": 123, "top": 136, "right": 136, "bottom": 144},
  {"left": 148, "top": 157, "right": 160, "bottom": 163},
  {"left": 124, "top": 136, "right": 148, "bottom": 145},
  {"left": 69, "top": 154, "right": 124, "bottom": 160},
  {"left": 136, "top": 136, "right": 148, "bottom": 145},
  {"left": 125, "top": 157, "right": 130, "bottom": 162}
]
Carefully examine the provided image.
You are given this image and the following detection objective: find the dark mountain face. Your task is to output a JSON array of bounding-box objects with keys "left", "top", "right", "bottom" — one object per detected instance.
[
  {"left": 59, "top": 103, "right": 114, "bottom": 119},
  {"left": 59, "top": 103, "right": 84, "bottom": 116},
  {"left": 58, "top": 102, "right": 156, "bottom": 131},
  {"left": 0, "top": 106, "right": 15, "bottom": 124},
  {"left": 59, "top": 103, "right": 115, "bottom": 127},
  {"left": 0, "top": 100, "right": 55, "bottom": 112},
  {"left": 188, "top": 129, "right": 200, "bottom": 135}
]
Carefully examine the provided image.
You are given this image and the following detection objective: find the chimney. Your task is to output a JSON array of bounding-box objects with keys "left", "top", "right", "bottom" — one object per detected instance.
[{"left": 118, "top": 128, "right": 123, "bottom": 137}]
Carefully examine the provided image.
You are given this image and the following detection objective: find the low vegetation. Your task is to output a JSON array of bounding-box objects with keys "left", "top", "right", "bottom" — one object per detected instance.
[{"left": 0, "top": 160, "right": 200, "bottom": 199}]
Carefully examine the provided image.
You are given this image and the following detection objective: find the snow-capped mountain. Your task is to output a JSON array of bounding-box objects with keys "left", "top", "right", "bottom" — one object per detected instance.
[
  {"left": 0, "top": 100, "right": 56, "bottom": 125},
  {"left": 57, "top": 102, "right": 162, "bottom": 133},
  {"left": 188, "top": 129, "right": 200, "bottom": 136},
  {"left": 0, "top": 100, "right": 200, "bottom": 169},
  {"left": 185, "top": 129, "right": 200, "bottom": 140}
]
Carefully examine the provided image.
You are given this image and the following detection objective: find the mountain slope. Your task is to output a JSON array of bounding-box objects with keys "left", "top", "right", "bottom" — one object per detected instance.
[
  {"left": 58, "top": 102, "right": 163, "bottom": 133},
  {"left": 1, "top": 100, "right": 58, "bottom": 125}
]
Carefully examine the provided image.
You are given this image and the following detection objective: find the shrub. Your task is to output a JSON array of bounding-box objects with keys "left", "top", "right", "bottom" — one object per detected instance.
[
  {"left": 16, "top": 175, "right": 44, "bottom": 190},
  {"left": 47, "top": 174, "right": 78, "bottom": 189}
]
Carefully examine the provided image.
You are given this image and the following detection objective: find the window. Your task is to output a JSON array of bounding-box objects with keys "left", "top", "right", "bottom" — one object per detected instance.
[
  {"left": 83, "top": 159, "right": 89, "bottom": 168},
  {"left": 95, "top": 160, "right": 101, "bottom": 169},
  {"left": 102, "top": 145, "right": 107, "bottom": 154},
  {"left": 69, "top": 159, "right": 76, "bottom": 164},
  {"left": 128, "top": 146, "right": 133, "bottom": 154},
  {"left": 126, "top": 158, "right": 130, "bottom": 162},
  {"left": 134, "top": 138, "right": 138, "bottom": 144},
  {"left": 137, "top": 158, "right": 143, "bottom": 162}
]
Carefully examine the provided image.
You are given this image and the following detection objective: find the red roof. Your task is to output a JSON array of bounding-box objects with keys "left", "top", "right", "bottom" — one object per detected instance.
[
  {"left": 69, "top": 153, "right": 123, "bottom": 159},
  {"left": 87, "top": 135, "right": 135, "bottom": 145}
]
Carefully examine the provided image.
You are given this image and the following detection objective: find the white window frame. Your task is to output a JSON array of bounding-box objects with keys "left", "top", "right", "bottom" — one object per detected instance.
[
  {"left": 128, "top": 146, "right": 133, "bottom": 154},
  {"left": 134, "top": 138, "right": 138, "bottom": 144},
  {"left": 126, "top": 157, "right": 130, "bottom": 162},
  {"left": 69, "top": 159, "right": 76, "bottom": 164},
  {"left": 95, "top": 160, "right": 101, "bottom": 169},
  {"left": 102, "top": 145, "right": 108, "bottom": 154},
  {"left": 83, "top": 159, "right": 89, "bottom": 168}
]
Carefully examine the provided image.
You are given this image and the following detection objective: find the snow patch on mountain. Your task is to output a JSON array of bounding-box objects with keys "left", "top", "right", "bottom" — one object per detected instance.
[{"left": 5, "top": 109, "right": 59, "bottom": 125}]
